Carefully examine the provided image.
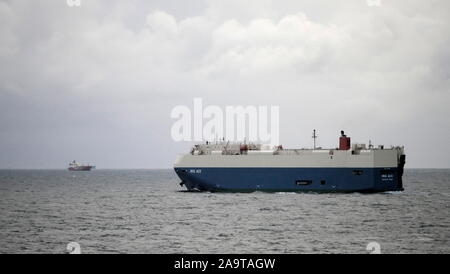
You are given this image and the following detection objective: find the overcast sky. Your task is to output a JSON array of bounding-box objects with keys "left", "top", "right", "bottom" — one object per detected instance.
[{"left": 0, "top": 0, "right": 449, "bottom": 168}]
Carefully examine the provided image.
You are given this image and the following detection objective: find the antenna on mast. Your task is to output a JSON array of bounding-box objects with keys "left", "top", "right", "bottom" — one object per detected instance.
[{"left": 312, "top": 129, "right": 318, "bottom": 149}]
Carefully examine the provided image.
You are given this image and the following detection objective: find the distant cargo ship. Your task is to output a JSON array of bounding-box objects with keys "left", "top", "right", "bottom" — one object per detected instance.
[
  {"left": 68, "top": 160, "right": 95, "bottom": 171},
  {"left": 174, "top": 131, "right": 406, "bottom": 193}
]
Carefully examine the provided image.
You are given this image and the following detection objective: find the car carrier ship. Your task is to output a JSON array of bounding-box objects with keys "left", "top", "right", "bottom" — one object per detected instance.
[{"left": 174, "top": 131, "right": 406, "bottom": 193}]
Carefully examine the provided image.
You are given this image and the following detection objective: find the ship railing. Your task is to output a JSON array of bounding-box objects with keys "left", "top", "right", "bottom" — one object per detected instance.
[{"left": 274, "top": 149, "right": 333, "bottom": 155}]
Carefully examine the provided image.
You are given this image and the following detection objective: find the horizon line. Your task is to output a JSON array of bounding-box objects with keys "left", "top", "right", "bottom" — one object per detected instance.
[{"left": 0, "top": 167, "right": 449, "bottom": 170}]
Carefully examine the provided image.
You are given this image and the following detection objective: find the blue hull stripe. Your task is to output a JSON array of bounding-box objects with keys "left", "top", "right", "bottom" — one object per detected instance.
[{"left": 174, "top": 167, "right": 403, "bottom": 193}]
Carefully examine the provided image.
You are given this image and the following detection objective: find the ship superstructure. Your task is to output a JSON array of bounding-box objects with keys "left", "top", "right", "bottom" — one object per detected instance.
[{"left": 174, "top": 131, "right": 405, "bottom": 193}]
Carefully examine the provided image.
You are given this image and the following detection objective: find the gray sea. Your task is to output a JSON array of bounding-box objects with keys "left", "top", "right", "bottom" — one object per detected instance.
[{"left": 0, "top": 169, "right": 449, "bottom": 254}]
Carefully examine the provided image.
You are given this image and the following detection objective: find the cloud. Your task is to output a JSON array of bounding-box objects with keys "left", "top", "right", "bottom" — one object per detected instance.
[
  {"left": 200, "top": 13, "right": 345, "bottom": 77},
  {"left": 146, "top": 10, "right": 178, "bottom": 37},
  {"left": 0, "top": 0, "right": 449, "bottom": 168}
]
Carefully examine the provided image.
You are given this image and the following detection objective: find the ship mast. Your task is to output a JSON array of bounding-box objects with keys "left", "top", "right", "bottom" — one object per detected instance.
[{"left": 312, "top": 129, "right": 318, "bottom": 149}]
